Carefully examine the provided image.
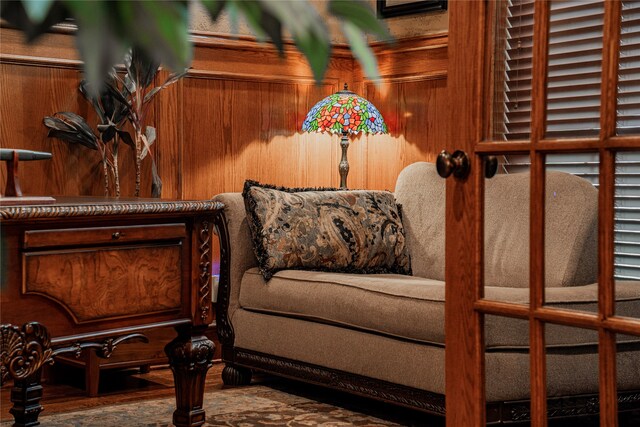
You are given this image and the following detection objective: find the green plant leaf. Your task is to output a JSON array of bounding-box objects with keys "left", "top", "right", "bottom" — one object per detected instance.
[
  {"left": 22, "top": 0, "right": 54, "bottom": 24},
  {"left": 341, "top": 21, "right": 380, "bottom": 83},
  {"left": 0, "top": 0, "right": 68, "bottom": 41},
  {"left": 261, "top": 0, "right": 329, "bottom": 82},
  {"left": 63, "top": 0, "right": 127, "bottom": 96},
  {"left": 115, "top": 0, "right": 191, "bottom": 76},
  {"left": 328, "top": 0, "right": 390, "bottom": 40},
  {"left": 230, "top": 1, "right": 282, "bottom": 50},
  {"left": 200, "top": 0, "right": 226, "bottom": 22}
]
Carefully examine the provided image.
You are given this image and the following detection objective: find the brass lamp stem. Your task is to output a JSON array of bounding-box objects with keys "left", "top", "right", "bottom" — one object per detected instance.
[{"left": 339, "top": 131, "right": 349, "bottom": 189}]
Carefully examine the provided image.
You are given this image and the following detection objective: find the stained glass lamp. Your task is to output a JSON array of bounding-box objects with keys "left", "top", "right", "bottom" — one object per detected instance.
[{"left": 302, "top": 84, "right": 388, "bottom": 189}]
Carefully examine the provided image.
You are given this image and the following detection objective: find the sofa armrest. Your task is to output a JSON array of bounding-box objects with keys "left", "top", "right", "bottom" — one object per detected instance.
[{"left": 213, "top": 192, "right": 258, "bottom": 350}]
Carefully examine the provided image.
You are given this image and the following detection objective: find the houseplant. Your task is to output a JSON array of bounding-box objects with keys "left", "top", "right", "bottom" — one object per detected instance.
[
  {"left": 44, "top": 50, "right": 186, "bottom": 197},
  {"left": 3, "top": 0, "right": 389, "bottom": 196}
]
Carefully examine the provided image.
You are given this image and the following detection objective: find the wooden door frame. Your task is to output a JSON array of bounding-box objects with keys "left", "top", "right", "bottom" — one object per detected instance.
[
  {"left": 444, "top": 0, "right": 487, "bottom": 425},
  {"left": 446, "top": 1, "right": 640, "bottom": 426}
]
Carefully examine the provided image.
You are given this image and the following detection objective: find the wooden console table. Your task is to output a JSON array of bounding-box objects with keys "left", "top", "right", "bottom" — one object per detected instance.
[{"left": 0, "top": 197, "right": 222, "bottom": 427}]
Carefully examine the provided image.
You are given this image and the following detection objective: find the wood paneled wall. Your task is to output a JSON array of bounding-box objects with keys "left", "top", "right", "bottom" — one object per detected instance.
[{"left": 0, "top": 28, "right": 448, "bottom": 199}]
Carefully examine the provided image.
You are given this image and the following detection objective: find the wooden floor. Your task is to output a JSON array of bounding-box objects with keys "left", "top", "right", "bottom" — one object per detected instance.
[{"left": 0, "top": 362, "right": 225, "bottom": 422}]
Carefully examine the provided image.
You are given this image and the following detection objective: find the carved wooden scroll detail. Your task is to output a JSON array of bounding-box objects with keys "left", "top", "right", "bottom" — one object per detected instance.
[
  {"left": 0, "top": 322, "right": 53, "bottom": 384},
  {"left": 198, "top": 220, "right": 212, "bottom": 323}
]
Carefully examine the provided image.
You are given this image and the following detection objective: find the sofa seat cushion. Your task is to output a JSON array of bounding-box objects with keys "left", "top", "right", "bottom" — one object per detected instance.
[{"left": 238, "top": 268, "right": 640, "bottom": 350}]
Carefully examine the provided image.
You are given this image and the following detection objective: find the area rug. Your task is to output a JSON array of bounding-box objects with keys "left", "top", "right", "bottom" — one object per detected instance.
[{"left": 1, "top": 385, "right": 403, "bottom": 427}]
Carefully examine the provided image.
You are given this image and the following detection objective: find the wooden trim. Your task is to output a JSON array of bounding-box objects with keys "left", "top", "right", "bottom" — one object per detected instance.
[
  {"left": 530, "top": 151, "right": 548, "bottom": 427},
  {"left": 0, "top": 53, "right": 82, "bottom": 69},
  {"left": 475, "top": 300, "right": 529, "bottom": 319},
  {"left": 445, "top": 1, "right": 486, "bottom": 425},
  {"left": 0, "top": 199, "right": 222, "bottom": 221},
  {"left": 212, "top": 209, "right": 235, "bottom": 356},
  {"left": 370, "top": 33, "right": 448, "bottom": 53},
  {"left": 475, "top": 141, "right": 532, "bottom": 154},
  {"left": 604, "top": 316, "right": 640, "bottom": 336},
  {"left": 534, "top": 307, "right": 600, "bottom": 330},
  {"left": 475, "top": 139, "right": 615, "bottom": 154},
  {"left": 605, "top": 136, "right": 640, "bottom": 150},
  {"left": 364, "top": 71, "right": 447, "bottom": 85},
  {"left": 599, "top": 2, "right": 623, "bottom": 424},
  {"left": 473, "top": 152, "right": 486, "bottom": 419},
  {"left": 185, "top": 69, "right": 335, "bottom": 85},
  {"left": 528, "top": 3, "right": 551, "bottom": 424},
  {"left": 530, "top": 1, "right": 550, "bottom": 145},
  {"left": 49, "top": 319, "right": 191, "bottom": 346}
]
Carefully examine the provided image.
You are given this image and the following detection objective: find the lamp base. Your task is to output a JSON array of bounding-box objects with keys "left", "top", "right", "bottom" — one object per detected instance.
[{"left": 339, "top": 132, "right": 349, "bottom": 189}]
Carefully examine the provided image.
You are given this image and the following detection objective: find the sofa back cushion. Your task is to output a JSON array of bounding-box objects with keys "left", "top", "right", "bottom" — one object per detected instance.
[{"left": 394, "top": 162, "right": 598, "bottom": 287}]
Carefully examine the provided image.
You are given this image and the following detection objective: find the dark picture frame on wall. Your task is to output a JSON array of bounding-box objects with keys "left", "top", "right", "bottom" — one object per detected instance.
[{"left": 377, "top": 0, "right": 447, "bottom": 18}]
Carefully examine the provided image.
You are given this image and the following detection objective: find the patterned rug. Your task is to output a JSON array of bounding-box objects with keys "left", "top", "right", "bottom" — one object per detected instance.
[{"left": 1, "top": 384, "right": 408, "bottom": 427}]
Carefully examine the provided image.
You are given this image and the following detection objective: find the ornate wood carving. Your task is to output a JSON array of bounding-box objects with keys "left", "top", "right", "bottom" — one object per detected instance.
[
  {"left": 51, "top": 333, "right": 148, "bottom": 359},
  {"left": 197, "top": 220, "right": 211, "bottom": 323},
  {"left": 165, "top": 325, "right": 215, "bottom": 427},
  {"left": 221, "top": 364, "right": 252, "bottom": 386},
  {"left": 1, "top": 323, "right": 148, "bottom": 427},
  {"left": 233, "top": 348, "right": 446, "bottom": 415},
  {"left": 0, "top": 322, "right": 53, "bottom": 384},
  {"left": 501, "top": 391, "right": 640, "bottom": 423},
  {"left": 0, "top": 200, "right": 223, "bottom": 221},
  {"left": 230, "top": 348, "right": 640, "bottom": 424},
  {"left": 213, "top": 209, "right": 235, "bottom": 348}
]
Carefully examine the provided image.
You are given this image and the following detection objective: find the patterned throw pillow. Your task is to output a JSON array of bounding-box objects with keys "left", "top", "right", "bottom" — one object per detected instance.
[{"left": 243, "top": 180, "right": 412, "bottom": 281}]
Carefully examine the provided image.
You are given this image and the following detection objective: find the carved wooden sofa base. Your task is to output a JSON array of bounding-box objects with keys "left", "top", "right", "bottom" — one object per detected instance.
[{"left": 221, "top": 348, "right": 640, "bottom": 425}]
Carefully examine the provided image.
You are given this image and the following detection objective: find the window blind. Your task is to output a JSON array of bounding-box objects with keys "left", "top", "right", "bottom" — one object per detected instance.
[{"left": 500, "top": 0, "right": 640, "bottom": 280}]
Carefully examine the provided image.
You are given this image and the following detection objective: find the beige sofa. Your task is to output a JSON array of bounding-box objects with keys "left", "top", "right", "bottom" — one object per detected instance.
[{"left": 213, "top": 162, "right": 640, "bottom": 424}]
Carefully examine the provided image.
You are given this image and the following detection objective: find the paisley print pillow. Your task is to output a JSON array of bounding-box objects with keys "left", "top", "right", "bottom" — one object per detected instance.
[{"left": 243, "top": 180, "right": 411, "bottom": 281}]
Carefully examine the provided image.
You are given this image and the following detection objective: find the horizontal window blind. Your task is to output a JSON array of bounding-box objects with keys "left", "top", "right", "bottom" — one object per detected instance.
[
  {"left": 618, "top": 0, "right": 640, "bottom": 135},
  {"left": 500, "top": 0, "right": 640, "bottom": 281}
]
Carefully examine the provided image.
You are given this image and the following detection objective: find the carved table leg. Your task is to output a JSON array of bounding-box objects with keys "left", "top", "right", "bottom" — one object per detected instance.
[
  {"left": 9, "top": 370, "right": 44, "bottom": 427},
  {"left": 165, "top": 325, "right": 215, "bottom": 427},
  {"left": 1, "top": 322, "right": 54, "bottom": 427}
]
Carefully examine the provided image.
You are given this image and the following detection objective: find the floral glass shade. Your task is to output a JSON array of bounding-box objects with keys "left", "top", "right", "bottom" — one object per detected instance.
[{"left": 302, "top": 86, "right": 388, "bottom": 135}]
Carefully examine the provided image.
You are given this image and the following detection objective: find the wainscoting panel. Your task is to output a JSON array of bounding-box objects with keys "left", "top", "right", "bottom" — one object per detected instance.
[{"left": 0, "top": 27, "right": 448, "bottom": 198}]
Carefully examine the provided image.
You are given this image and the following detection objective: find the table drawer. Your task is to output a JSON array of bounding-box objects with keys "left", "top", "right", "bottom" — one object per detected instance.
[
  {"left": 23, "top": 223, "right": 186, "bottom": 249},
  {"left": 23, "top": 243, "right": 183, "bottom": 324}
]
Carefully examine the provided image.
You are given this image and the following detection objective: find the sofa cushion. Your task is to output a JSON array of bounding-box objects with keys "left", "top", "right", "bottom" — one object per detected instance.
[
  {"left": 394, "top": 162, "right": 598, "bottom": 287},
  {"left": 238, "top": 268, "right": 640, "bottom": 349},
  {"left": 243, "top": 180, "right": 411, "bottom": 280}
]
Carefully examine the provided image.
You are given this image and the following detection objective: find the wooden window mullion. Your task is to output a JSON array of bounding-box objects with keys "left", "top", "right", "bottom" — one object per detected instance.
[
  {"left": 529, "top": 1, "right": 551, "bottom": 426},
  {"left": 599, "top": 1, "right": 622, "bottom": 425}
]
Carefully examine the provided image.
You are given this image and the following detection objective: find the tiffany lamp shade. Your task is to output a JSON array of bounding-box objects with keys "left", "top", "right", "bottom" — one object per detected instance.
[{"left": 302, "top": 84, "right": 388, "bottom": 189}]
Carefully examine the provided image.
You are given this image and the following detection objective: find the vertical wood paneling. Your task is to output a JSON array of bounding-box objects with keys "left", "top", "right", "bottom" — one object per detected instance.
[{"left": 1, "top": 28, "right": 448, "bottom": 199}]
